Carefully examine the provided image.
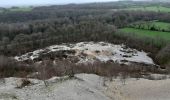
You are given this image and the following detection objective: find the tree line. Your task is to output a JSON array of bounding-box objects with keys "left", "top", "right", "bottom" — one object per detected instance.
[{"left": 1, "top": 6, "right": 170, "bottom": 56}]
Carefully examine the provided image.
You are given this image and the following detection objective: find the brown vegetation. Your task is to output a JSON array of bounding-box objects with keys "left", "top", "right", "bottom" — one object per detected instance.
[
  {"left": 0, "top": 55, "right": 167, "bottom": 81},
  {"left": 156, "top": 44, "right": 170, "bottom": 65},
  {"left": 0, "top": 55, "right": 34, "bottom": 78},
  {"left": 16, "top": 78, "right": 31, "bottom": 88},
  {"left": 33, "top": 59, "right": 162, "bottom": 80}
]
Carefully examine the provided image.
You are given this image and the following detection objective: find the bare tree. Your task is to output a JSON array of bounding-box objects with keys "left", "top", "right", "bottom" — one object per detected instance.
[
  {"left": 35, "top": 60, "right": 51, "bottom": 87},
  {"left": 120, "top": 72, "right": 128, "bottom": 85}
]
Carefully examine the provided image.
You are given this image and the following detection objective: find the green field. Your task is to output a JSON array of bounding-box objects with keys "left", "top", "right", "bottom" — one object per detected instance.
[
  {"left": 153, "top": 22, "right": 170, "bottom": 30},
  {"left": 123, "top": 6, "right": 170, "bottom": 13},
  {"left": 130, "top": 21, "right": 170, "bottom": 31},
  {"left": 120, "top": 28, "right": 170, "bottom": 41},
  {"left": 9, "top": 7, "right": 33, "bottom": 12},
  {"left": 0, "top": 7, "right": 33, "bottom": 13}
]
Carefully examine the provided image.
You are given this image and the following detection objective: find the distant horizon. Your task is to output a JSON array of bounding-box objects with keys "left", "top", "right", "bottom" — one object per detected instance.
[
  {"left": 0, "top": 0, "right": 151, "bottom": 8},
  {"left": 0, "top": 0, "right": 116, "bottom": 7}
]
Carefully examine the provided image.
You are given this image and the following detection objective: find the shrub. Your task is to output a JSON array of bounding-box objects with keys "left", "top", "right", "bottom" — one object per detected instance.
[
  {"left": 34, "top": 59, "right": 161, "bottom": 80},
  {"left": 16, "top": 78, "right": 31, "bottom": 88},
  {"left": 0, "top": 56, "right": 162, "bottom": 80},
  {"left": 156, "top": 44, "right": 170, "bottom": 65},
  {"left": 0, "top": 55, "right": 34, "bottom": 78},
  {"left": 165, "top": 62, "right": 170, "bottom": 73}
]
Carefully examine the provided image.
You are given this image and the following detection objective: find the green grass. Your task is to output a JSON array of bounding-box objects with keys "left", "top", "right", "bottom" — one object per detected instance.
[
  {"left": 9, "top": 7, "right": 33, "bottom": 12},
  {"left": 120, "top": 28, "right": 170, "bottom": 42},
  {"left": 123, "top": 6, "right": 170, "bottom": 13},
  {"left": 130, "top": 21, "right": 170, "bottom": 31},
  {"left": 0, "top": 7, "right": 33, "bottom": 13},
  {"left": 152, "top": 22, "right": 170, "bottom": 30}
]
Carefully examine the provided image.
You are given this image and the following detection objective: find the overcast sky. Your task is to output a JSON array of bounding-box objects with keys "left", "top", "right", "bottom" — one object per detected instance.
[
  {"left": 0, "top": 0, "right": 123, "bottom": 7},
  {"left": 0, "top": 0, "right": 151, "bottom": 7}
]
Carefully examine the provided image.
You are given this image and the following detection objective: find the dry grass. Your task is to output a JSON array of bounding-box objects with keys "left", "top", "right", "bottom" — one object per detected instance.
[
  {"left": 16, "top": 79, "right": 31, "bottom": 88},
  {"left": 156, "top": 44, "right": 170, "bottom": 65},
  {"left": 0, "top": 55, "right": 34, "bottom": 78},
  {"left": 34, "top": 59, "right": 162, "bottom": 80},
  {"left": 0, "top": 56, "right": 166, "bottom": 80}
]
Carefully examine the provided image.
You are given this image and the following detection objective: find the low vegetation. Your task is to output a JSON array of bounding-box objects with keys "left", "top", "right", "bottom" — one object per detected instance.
[
  {"left": 129, "top": 21, "right": 170, "bottom": 32},
  {"left": 0, "top": 56, "right": 164, "bottom": 79},
  {"left": 156, "top": 44, "right": 170, "bottom": 65},
  {"left": 123, "top": 6, "right": 170, "bottom": 13},
  {"left": 0, "top": 7, "right": 33, "bottom": 13},
  {"left": 0, "top": 56, "right": 34, "bottom": 78},
  {"left": 120, "top": 28, "right": 170, "bottom": 42}
]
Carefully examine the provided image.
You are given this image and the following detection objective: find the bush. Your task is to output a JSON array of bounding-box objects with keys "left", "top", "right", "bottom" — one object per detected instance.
[
  {"left": 165, "top": 62, "right": 170, "bottom": 73},
  {"left": 156, "top": 44, "right": 170, "bottom": 65},
  {"left": 0, "top": 56, "right": 162, "bottom": 80},
  {"left": 0, "top": 55, "right": 34, "bottom": 78},
  {"left": 34, "top": 59, "right": 160, "bottom": 80},
  {"left": 16, "top": 79, "right": 31, "bottom": 88}
]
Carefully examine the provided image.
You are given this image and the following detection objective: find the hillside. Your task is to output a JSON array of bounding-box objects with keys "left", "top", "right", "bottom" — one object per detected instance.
[
  {"left": 1, "top": 74, "right": 170, "bottom": 100},
  {"left": 0, "top": 1, "right": 170, "bottom": 100}
]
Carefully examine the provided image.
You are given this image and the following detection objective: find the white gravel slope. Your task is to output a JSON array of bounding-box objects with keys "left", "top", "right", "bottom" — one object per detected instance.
[
  {"left": 14, "top": 42, "right": 155, "bottom": 65},
  {"left": 0, "top": 74, "right": 170, "bottom": 100},
  {"left": 0, "top": 74, "right": 112, "bottom": 100},
  {"left": 118, "top": 78, "right": 170, "bottom": 100}
]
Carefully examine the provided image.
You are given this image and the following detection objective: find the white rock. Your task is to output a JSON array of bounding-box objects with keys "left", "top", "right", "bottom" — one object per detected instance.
[{"left": 14, "top": 42, "right": 155, "bottom": 65}]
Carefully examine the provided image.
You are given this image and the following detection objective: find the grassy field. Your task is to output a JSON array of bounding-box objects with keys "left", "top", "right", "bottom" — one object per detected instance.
[
  {"left": 130, "top": 21, "right": 170, "bottom": 31},
  {"left": 0, "top": 7, "right": 33, "bottom": 13},
  {"left": 123, "top": 6, "right": 170, "bottom": 13},
  {"left": 9, "top": 7, "right": 33, "bottom": 12},
  {"left": 153, "top": 22, "right": 170, "bottom": 30},
  {"left": 120, "top": 28, "right": 170, "bottom": 42}
]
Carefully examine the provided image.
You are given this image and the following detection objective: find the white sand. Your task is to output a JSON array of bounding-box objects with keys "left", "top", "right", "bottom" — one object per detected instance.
[
  {"left": 117, "top": 78, "right": 170, "bottom": 100},
  {"left": 0, "top": 74, "right": 110, "bottom": 100},
  {"left": 0, "top": 74, "right": 170, "bottom": 100}
]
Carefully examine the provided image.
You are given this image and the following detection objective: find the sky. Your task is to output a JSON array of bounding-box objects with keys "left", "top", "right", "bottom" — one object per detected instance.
[{"left": 0, "top": 0, "right": 121, "bottom": 7}]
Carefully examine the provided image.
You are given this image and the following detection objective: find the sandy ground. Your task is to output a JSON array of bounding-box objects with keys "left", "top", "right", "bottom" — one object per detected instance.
[
  {"left": 0, "top": 74, "right": 170, "bottom": 100},
  {"left": 118, "top": 78, "right": 170, "bottom": 100},
  {"left": 0, "top": 74, "right": 111, "bottom": 100}
]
